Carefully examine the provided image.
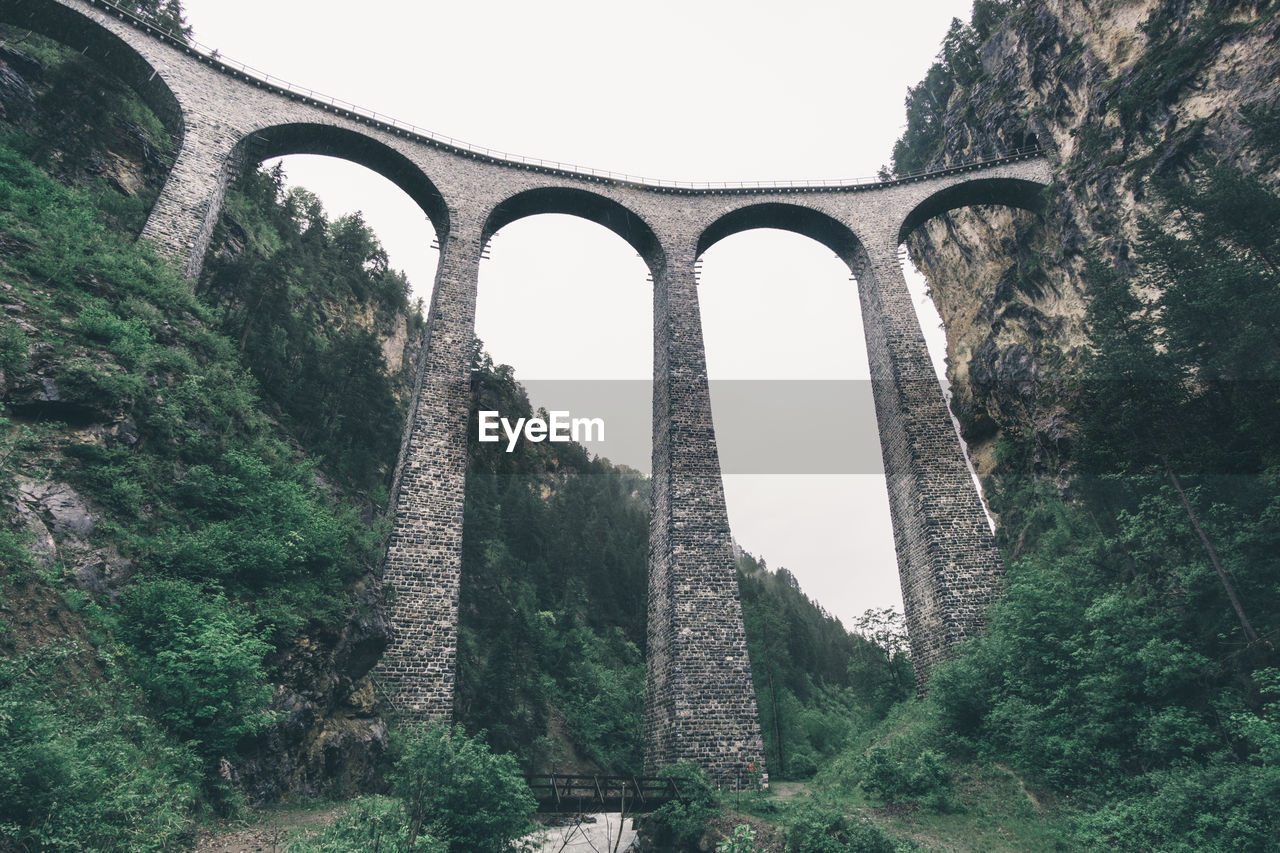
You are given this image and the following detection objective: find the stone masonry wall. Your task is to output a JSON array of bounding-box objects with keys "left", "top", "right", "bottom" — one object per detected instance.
[
  {"left": 853, "top": 235, "right": 1006, "bottom": 690},
  {"left": 376, "top": 223, "right": 481, "bottom": 720},
  {"left": 646, "top": 245, "right": 766, "bottom": 780}
]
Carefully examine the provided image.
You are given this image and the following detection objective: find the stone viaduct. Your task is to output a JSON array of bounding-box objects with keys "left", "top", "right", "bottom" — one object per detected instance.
[{"left": 5, "top": 0, "right": 1054, "bottom": 780}]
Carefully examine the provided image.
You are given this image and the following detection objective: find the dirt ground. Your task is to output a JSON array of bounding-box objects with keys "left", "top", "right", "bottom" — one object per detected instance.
[{"left": 190, "top": 805, "right": 342, "bottom": 853}]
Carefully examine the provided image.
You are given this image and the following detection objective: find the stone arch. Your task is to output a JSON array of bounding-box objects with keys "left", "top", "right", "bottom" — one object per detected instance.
[
  {"left": 896, "top": 176, "right": 1047, "bottom": 244},
  {"left": 482, "top": 186, "right": 665, "bottom": 274},
  {"left": 696, "top": 202, "right": 865, "bottom": 266},
  {"left": 233, "top": 123, "right": 450, "bottom": 242},
  {"left": 0, "top": 0, "right": 183, "bottom": 137}
]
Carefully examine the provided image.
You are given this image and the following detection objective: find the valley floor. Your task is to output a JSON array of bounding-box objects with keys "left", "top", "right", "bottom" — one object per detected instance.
[
  {"left": 191, "top": 804, "right": 344, "bottom": 853},
  {"left": 189, "top": 807, "right": 639, "bottom": 853}
]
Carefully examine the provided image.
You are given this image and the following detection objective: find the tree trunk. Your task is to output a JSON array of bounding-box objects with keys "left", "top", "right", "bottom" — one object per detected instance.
[{"left": 1163, "top": 458, "right": 1259, "bottom": 645}]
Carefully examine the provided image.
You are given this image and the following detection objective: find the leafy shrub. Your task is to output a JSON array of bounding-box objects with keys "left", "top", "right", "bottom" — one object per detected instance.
[
  {"left": 388, "top": 724, "right": 535, "bottom": 852},
  {"left": 0, "top": 643, "right": 200, "bottom": 852},
  {"left": 0, "top": 317, "right": 27, "bottom": 373},
  {"left": 787, "top": 750, "right": 818, "bottom": 779},
  {"left": 74, "top": 300, "right": 157, "bottom": 368},
  {"left": 785, "top": 803, "right": 896, "bottom": 853},
  {"left": 286, "top": 796, "right": 445, "bottom": 853},
  {"left": 640, "top": 762, "right": 720, "bottom": 851},
  {"left": 857, "top": 740, "right": 951, "bottom": 809},
  {"left": 558, "top": 626, "right": 645, "bottom": 773},
  {"left": 1074, "top": 761, "right": 1280, "bottom": 853},
  {"left": 115, "top": 578, "right": 274, "bottom": 762},
  {"left": 717, "top": 823, "right": 758, "bottom": 853}
]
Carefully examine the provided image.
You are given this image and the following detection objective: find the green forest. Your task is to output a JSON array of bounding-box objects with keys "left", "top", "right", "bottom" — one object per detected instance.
[{"left": 3, "top": 0, "right": 1280, "bottom": 851}]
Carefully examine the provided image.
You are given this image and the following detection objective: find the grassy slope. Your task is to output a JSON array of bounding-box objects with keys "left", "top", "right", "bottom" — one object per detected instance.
[{"left": 0, "top": 31, "right": 403, "bottom": 848}]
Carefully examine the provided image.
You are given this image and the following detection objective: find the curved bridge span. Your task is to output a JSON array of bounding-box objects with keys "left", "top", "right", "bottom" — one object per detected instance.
[{"left": 5, "top": 0, "right": 1055, "bottom": 782}]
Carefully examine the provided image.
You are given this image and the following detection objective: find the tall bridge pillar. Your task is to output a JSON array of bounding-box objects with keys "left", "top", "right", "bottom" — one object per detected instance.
[
  {"left": 375, "top": 222, "right": 479, "bottom": 721},
  {"left": 854, "top": 236, "right": 1005, "bottom": 692},
  {"left": 139, "top": 120, "right": 244, "bottom": 279},
  {"left": 645, "top": 248, "right": 766, "bottom": 781}
]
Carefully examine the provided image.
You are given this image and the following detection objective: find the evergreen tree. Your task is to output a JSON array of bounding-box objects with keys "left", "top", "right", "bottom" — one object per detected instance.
[{"left": 118, "top": 0, "right": 192, "bottom": 42}]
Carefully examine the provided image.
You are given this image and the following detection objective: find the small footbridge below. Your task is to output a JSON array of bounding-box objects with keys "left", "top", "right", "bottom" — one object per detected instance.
[{"left": 524, "top": 775, "right": 686, "bottom": 814}]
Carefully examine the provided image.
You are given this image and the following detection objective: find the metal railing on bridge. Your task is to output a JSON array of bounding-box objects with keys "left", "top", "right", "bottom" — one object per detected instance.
[{"left": 524, "top": 774, "right": 685, "bottom": 814}]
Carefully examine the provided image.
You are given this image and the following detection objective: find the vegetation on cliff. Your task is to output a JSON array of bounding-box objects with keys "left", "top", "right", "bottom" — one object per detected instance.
[
  {"left": 0, "top": 27, "right": 409, "bottom": 847},
  {"left": 889, "top": 0, "right": 1026, "bottom": 176},
  {"left": 871, "top": 1, "right": 1280, "bottom": 849},
  {"left": 200, "top": 163, "right": 422, "bottom": 498}
]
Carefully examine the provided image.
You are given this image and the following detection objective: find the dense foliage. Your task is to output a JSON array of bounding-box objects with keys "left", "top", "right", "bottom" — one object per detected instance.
[
  {"left": 740, "top": 555, "right": 911, "bottom": 779},
  {"left": 453, "top": 349, "right": 650, "bottom": 771},
  {"left": 0, "top": 644, "right": 201, "bottom": 852},
  {"left": 0, "top": 139, "right": 246, "bottom": 843},
  {"left": 933, "top": 165, "right": 1280, "bottom": 851},
  {"left": 287, "top": 725, "right": 536, "bottom": 853},
  {"left": 0, "top": 28, "right": 410, "bottom": 846},
  {"left": 287, "top": 795, "right": 445, "bottom": 853},
  {"left": 389, "top": 725, "right": 536, "bottom": 852},
  {"left": 0, "top": 25, "right": 175, "bottom": 233},
  {"left": 784, "top": 802, "right": 899, "bottom": 853},
  {"left": 200, "top": 165, "right": 421, "bottom": 496},
  {"left": 638, "top": 763, "right": 721, "bottom": 850}
]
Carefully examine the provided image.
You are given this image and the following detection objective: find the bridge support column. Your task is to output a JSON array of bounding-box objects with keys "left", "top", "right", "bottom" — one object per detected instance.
[
  {"left": 376, "top": 224, "right": 478, "bottom": 722},
  {"left": 855, "top": 236, "right": 1004, "bottom": 692},
  {"left": 139, "top": 119, "right": 244, "bottom": 279},
  {"left": 645, "top": 249, "right": 765, "bottom": 782}
]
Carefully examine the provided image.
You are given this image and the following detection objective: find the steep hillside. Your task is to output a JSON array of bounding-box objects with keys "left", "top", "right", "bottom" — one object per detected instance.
[
  {"left": 0, "top": 28, "right": 421, "bottom": 845},
  {"left": 859, "top": 2, "right": 1280, "bottom": 849}
]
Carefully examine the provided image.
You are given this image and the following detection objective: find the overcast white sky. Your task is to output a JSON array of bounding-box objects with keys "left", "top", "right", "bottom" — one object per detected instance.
[{"left": 179, "top": 0, "right": 977, "bottom": 627}]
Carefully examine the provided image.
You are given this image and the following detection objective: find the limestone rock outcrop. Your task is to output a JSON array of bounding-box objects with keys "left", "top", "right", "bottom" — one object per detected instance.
[{"left": 903, "top": 0, "right": 1280, "bottom": 486}]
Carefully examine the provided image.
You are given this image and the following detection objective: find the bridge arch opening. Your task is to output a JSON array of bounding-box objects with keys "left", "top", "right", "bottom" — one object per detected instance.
[
  {"left": 694, "top": 227, "right": 899, "bottom": 613},
  {"left": 696, "top": 202, "right": 863, "bottom": 262},
  {"left": 695, "top": 217, "right": 903, "bottom": 773},
  {"left": 895, "top": 175, "right": 1057, "bottom": 488},
  {"left": 896, "top": 176, "right": 1047, "bottom": 245},
  {"left": 483, "top": 187, "right": 664, "bottom": 273},
  {"left": 461, "top": 198, "right": 656, "bottom": 771},
  {"left": 230, "top": 123, "right": 449, "bottom": 244},
  {"left": 694, "top": 205, "right": 904, "bottom": 610}
]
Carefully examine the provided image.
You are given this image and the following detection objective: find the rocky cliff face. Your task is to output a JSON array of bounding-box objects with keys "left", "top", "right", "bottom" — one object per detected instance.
[{"left": 903, "top": 0, "right": 1279, "bottom": 494}]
